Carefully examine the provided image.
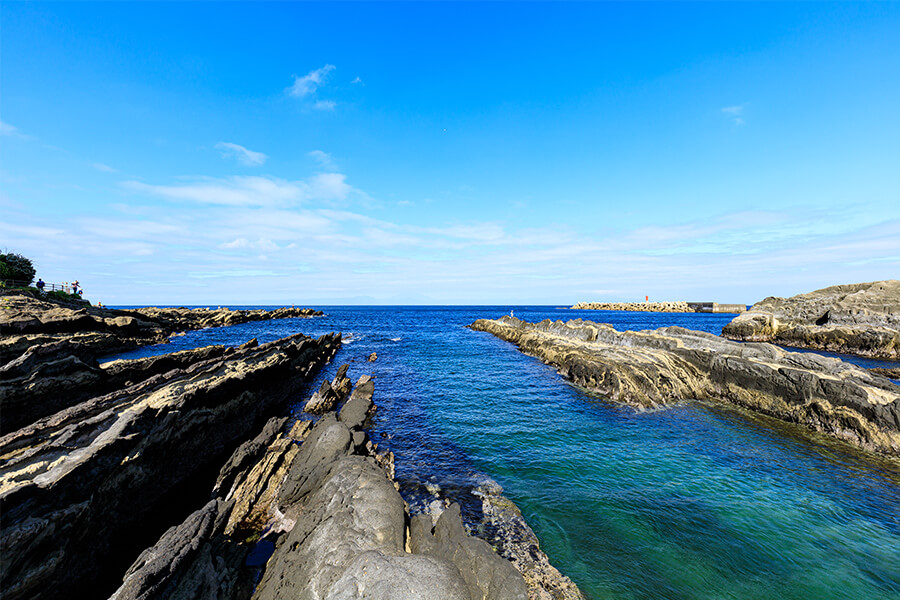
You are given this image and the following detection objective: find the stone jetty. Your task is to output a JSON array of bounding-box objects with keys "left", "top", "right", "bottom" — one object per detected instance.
[
  {"left": 471, "top": 316, "right": 900, "bottom": 458},
  {"left": 722, "top": 280, "right": 900, "bottom": 359}
]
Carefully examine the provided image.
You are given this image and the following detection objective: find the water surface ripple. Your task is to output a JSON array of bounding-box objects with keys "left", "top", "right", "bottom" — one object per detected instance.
[{"left": 105, "top": 306, "right": 900, "bottom": 600}]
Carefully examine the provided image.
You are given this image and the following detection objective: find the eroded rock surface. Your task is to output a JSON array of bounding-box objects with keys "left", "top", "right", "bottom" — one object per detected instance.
[
  {"left": 721, "top": 280, "right": 900, "bottom": 359},
  {"left": 471, "top": 316, "right": 900, "bottom": 458},
  {"left": 0, "top": 332, "right": 340, "bottom": 600}
]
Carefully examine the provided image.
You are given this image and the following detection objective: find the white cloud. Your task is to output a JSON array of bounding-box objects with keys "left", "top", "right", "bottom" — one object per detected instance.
[
  {"left": 123, "top": 176, "right": 304, "bottom": 207},
  {"left": 0, "top": 120, "right": 34, "bottom": 140},
  {"left": 93, "top": 163, "right": 117, "bottom": 173},
  {"left": 287, "top": 64, "right": 336, "bottom": 98},
  {"left": 351, "top": 76, "right": 363, "bottom": 85},
  {"left": 215, "top": 142, "right": 267, "bottom": 166},
  {"left": 313, "top": 100, "right": 336, "bottom": 111},
  {"left": 123, "top": 172, "right": 359, "bottom": 208},
  {"left": 308, "top": 150, "right": 337, "bottom": 170},
  {"left": 721, "top": 105, "right": 745, "bottom": 125},
  {"left": 0, "top": 120, "right": 19, "bottom": 136}
]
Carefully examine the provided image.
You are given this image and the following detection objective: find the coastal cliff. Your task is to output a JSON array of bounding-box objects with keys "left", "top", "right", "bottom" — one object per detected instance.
[
  {"left": 721, "top": 280, "right": 900, "bottom": 359},
  {"left": 470, "top": 316, "right": 900, "bottom": 458}
]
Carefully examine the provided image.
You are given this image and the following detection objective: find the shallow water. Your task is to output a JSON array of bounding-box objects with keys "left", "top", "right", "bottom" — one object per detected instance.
[{"left": 104, "top": 306, "right": 900, "bottom": 600}]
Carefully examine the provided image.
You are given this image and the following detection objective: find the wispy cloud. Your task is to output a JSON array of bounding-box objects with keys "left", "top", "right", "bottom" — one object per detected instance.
[
  {"left": 215, "top": 142, "right": 267, "bottom": 166},
  {"left": 0, "top": 120, "right": 34, "bottom": 140},
  {"left": 93, "top": 163, "right": 117, "bottom": 173},
  {"left": 308, "top": 150, "right": 337, "bottom": 170},
  {"left": 721, "top": 105, "right": 745, "bottom": 125},
  {"left": 351, "top": 76, "right": 363, "bottom": 85},
  {"left": 287, "top": 64, "right": 336, "bottom": 98},
  {"left": 313, "top": 100, "right": 336, "bottom": 111},
  {"left": 123, "top": 173, "right": 357, "bottom": 208}
]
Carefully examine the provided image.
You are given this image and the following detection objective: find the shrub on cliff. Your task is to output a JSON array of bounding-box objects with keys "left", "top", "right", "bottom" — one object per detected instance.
[{"left": 0, "top": 253, "right": 36, "bottom": 286}]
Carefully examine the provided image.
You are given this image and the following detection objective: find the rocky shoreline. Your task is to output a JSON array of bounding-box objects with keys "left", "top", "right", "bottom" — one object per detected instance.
[
  {"left": 1, "top": 295, "right": 583, "bottom": 600},
  {"left": 722, "top": 280, "right": 900, "bottom": 359},
  {"left": 470, "top": 316, "right": 900, "bottom": 458}
]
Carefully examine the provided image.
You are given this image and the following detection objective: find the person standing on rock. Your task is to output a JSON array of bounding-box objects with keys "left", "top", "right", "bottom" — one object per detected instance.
[
  {"left": 72, "top": 280, "right": 80, "bottom": 295},
  {"left": 36, "top": 278, "right": 45, "bottom": 294}
]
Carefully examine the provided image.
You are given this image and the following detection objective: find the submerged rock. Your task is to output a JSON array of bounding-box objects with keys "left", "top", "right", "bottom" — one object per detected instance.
[
  {"left": 721, "top": 280, "right": 900, "bottom": 359},
  {"left": 470, "top": 316, "right": 900, "bottom": 458}
]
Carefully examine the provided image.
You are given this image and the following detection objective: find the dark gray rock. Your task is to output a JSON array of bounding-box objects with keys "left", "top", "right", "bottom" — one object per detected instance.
[
  {"left": 410, "top": 504, "right": 528, "bottom": 600},
  {"left": 304, "top": 379, "right": 339, "bottom": 415},
  {"left": 338, "top": 376, "right": 375, "bottom": 429}
]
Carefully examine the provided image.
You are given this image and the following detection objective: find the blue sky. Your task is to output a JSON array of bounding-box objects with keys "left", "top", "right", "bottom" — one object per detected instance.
[{"left": 2, "top": 2, "right": 898, "bottom": 305}]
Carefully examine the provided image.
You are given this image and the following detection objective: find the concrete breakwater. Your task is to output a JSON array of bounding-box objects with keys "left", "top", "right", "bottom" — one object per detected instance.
[
  {"left": 470, "top": 316, "right": 900, "bottom": 458},
  {"left": 571, "top": 301, "right": 746, "bottom": 313}
]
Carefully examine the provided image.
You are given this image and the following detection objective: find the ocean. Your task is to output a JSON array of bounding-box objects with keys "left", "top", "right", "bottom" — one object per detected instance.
[{"left": 103, "top": 306, "right": 900, "bottom": 600}]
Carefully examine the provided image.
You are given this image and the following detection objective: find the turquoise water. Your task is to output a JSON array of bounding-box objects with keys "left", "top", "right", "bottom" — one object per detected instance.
[{"left": 104, "top": 306, "right": 900, "bottom": 599}]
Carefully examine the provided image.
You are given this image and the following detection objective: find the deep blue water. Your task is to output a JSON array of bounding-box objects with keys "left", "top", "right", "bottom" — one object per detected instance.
[{"left": 103, "top": 306, "right": 900, "bottom": 600}]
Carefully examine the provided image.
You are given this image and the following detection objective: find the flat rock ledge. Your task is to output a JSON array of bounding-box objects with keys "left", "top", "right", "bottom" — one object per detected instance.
[
  {"left": 721, "top": 280, "right": 900, "bottom": 359},
  {"left": 470, "top": 316, "right": 900, "bottom": 458},
  {"left": 0, "top": 331, "right": 341, "bottom": 600},
  {"left": 106, "top": 371, "right": 565, "bottom": 600}
]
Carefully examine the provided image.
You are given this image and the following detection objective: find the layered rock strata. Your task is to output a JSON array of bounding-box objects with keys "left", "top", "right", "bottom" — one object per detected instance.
[
  {"left": 0, "top": 293, "right": 323, "bottom": 434},
  {"left": 470, "top": 316, "right": 900, "bottom": 458},
  {"left": 109, "top": 372, "right": 542, "bottom": 600},
  {"left": 721, "top": 280, "right": 900, "bottom": 359},
  {"left": 0, "top": 293, "right": 323, "bottom": 358},
  {"left": 0, "top": 332, "right": 340, "bottom": 600}
]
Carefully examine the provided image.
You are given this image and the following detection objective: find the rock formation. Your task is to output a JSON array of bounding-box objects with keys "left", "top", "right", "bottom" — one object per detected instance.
[
  {"left": 0, "top": 292, "right": 323, "bottom": 434},
  {"left": 721, "top": 280, "right": 900, "bottom": 359},
  {"left": 470, "top": 316, "right": 900, "bottom": 458},
  {"left": 0, "top": 292, "right": 322, "bottom": 357},
  {"left": 108, "top": 373, "right": 547, "bottom": 600},
  {"left": 0, "top": 332, "right": 340, "bottom": 600}
]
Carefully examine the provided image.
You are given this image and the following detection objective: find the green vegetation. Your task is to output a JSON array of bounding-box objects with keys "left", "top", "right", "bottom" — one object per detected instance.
[{"left": 0, "top": 253, "right": 37, "bottom": 286}]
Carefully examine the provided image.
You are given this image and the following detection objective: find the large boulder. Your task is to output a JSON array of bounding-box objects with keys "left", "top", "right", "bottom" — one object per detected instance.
[{"left": 722, "top": 280, "right": 900, "bottom": 359}]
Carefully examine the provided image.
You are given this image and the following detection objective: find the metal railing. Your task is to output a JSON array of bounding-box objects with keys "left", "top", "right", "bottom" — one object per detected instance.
[{"left": 1, "top": 280, "right": 83, "bottom": 295}]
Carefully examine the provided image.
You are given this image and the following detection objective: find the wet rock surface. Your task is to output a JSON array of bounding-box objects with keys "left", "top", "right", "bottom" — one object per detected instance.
[
  {"left": 470, "top": 316, "right": 900, "bottom": 458},
  {"left": 0, "top": 332, "right": 340, "bottom": 600},
  {"left": 721, "top": 280, "right": 900, "bottom": 359}
]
